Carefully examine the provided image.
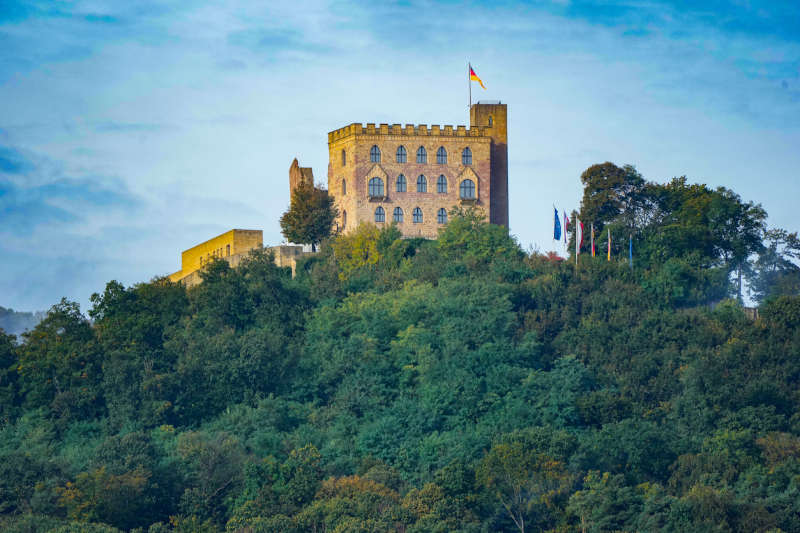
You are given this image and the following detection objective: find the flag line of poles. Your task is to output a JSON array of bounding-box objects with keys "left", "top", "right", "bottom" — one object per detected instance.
[{"left": 553, "top": 207, "right": 633, "bottom": 268}]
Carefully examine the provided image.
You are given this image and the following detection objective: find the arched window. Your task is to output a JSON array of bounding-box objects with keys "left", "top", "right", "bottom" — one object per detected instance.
[
  {"left": 375, "top": 206, "right": 385, "bottom": 223},
  {"left": 436, "top": 175, "right": 447, "bottom": 194},
  {"left": 436, "top": 146, "right": 447, "bottom": 164},
  {"left": 396, "top": 145, "right": 407, "bottom": 163},
  {"left": 368, "top": 177, "right": 384, "bottom": 197},
  {"left": 226, "top": 244, "right": 230, "bottom": 256},
  {"left": 416, "top": 174, "right": 427, "bottom": 193},
  {"left": 462, "top": 147, "right": 472, "bottom": 165},
  {"left": 341, "top": 149, "right": 346, "bottom": 166},
  {"left": 413, "top": 207, "right": 423, "bottom": 223},
  {"left": 416, "top": 146, "right": 427, "bottom": 164},
  {"left": 342, "top": 210, "right": 347, "bottom": 229},
  {"left": 393, "top": 207, "right": 404, "bottom": 223},
  {"left": 437, "top": 208, "right": 448, "bottom": 224},
  {"left": 460, "top": 179, "right": 476, "bottom": 199},
  {"left": 370, "top": 145, "right": 381, "bottom": 163},
  {"left": 488, "top": 115, "right": 493, "bottom": 127},
  {"left": 341, "top": 178, "right": 346, "bottom": 195},
  {"left": 396, "top": 174, "right": 407, "bottom": 192}
]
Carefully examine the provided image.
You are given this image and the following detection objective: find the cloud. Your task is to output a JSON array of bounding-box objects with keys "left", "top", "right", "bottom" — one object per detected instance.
[
  {"left": 0, "top": 145, "right": 34, "bottom": 174},
  {"left": 0, "top": 144, "right": 141, "bottom": 236},
  {"left": 93, "top": 121, "right": 168, "bottom": 133}
]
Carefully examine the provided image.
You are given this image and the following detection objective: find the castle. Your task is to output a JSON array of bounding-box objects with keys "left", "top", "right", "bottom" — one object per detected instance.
[
  {"left": 326, "top": 102, "right": 508, "bottom": 238},
  {"left": 168, "top": 102, "right": 509, "bottom": 284}
]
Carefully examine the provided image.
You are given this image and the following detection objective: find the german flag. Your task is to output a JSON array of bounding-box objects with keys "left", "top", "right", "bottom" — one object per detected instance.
[{"left": 469, "top": 65, "right": 486, "bottom": 89}]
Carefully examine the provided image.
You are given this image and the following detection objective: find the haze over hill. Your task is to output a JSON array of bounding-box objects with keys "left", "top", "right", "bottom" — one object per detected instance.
[{"left": 0, "top": 307, "right": 44, "bottom": 338}]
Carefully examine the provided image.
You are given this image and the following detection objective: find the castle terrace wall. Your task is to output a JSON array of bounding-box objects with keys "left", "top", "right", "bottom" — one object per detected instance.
[{"left": 169, "top": 229, "right": 263, "bottom": 283}]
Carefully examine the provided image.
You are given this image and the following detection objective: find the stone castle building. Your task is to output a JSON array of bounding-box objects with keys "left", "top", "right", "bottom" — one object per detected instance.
[
  {"left": 168, "top": 229, "right": 263, "bottom": 286},
  {"left": 166, "top": 102, "right": 509, "bottom": 286},
  {"left": 326, "top": 102, "right": 508, "bottom": 239}
]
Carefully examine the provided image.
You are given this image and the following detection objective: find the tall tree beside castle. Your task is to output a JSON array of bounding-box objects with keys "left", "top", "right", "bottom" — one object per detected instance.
[{"left": 280, "top": 181, "right": 338, "bottom": 251}]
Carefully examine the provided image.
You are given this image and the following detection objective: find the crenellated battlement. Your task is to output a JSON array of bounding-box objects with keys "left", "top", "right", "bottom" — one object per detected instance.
[{"left": 328, "top": 122, "right": 485, "bottom": 143}]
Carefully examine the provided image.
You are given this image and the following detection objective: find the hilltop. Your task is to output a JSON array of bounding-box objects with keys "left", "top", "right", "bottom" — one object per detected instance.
[{"left": 1, "top": 165, "right": 799, "bottom": 533}]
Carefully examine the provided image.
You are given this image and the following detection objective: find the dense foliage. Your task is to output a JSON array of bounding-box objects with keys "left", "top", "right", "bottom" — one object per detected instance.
[{"left": 1, "top": 168, "right": 799, "bottom": 532}]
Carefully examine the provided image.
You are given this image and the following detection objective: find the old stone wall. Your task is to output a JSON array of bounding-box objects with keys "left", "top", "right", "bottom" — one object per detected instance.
[
  {"left": 289, "top": 158, "right": 314, "bottom": 193},
  {"left": 326, "top": 103, "right": 508, "bottom": 239},
  {"left": 328, "top": 123, "right": 493, "bottom": 239},
  {"left": 169, "top": 229, "right": 263, "bottom": 283}
]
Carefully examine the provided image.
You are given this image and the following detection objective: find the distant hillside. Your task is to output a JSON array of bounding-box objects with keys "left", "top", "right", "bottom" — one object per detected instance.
[{"left": 0, "top": 306, "right": 45, "bottom": 337}]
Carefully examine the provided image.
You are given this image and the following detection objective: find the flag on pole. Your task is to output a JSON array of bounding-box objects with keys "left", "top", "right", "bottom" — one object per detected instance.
[
  {"left": 563, "top": 211, "right": 570, "bottom": 244},
  {"left": 591, "top": 223, "right": 595, "bottom": 257},
  {"left": 469, "top": 65, "right": 486, "bottom": 89},
  {"left": 553, "top": 207, "right": 561, "bottom": 241},
  {"left": 579, "top": 220, "right": 585, "bottom": 250},
  {"left": 629, "top": 234, "right": 633, "bottom": 268},
  {"left": 607, "top": 228, "right": 611, "bottom": 261},
  {"left": 575, "top": 217, "right": 583, "bottom": 265}
]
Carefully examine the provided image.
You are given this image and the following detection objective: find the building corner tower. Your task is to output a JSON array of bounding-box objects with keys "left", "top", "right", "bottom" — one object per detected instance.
[{"left": 470, "top": 102, "right": 508, "bottom": 228}]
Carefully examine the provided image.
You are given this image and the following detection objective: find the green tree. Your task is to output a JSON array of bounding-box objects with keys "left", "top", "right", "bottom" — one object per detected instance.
[
  {"left": 0, "top": 330, "right": 18, "bottom": 423},
  {"left": 16, "top": 299, "right": 100, "bottom": 421},
  {"left": 567, "top": 471, "right": 643, "bottom": 533},
  {"left": 437, "top": 206, "right": 523, "bottom": 267},
  {"left": 56, "top": 466, "right": 151, "bottom": 529},
  {"left": 579, "top": 162, "right": 645, "bottom": 232},
  {"left": 280, "top": 181, "right": 338, "bottom": 251},
  {"left": 748, "top": 228, "right": 800, "bottom": 303},
  {"left": 476, "top": 442, "right": 570, "bottom": 533}
]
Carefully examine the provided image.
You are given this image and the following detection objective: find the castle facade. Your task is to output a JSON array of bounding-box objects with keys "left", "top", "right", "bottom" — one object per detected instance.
[{"left": 326, "top": 102, "right": 508, "bottom": 238}]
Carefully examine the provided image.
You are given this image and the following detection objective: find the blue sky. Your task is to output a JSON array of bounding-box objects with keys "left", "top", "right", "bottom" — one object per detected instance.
[{"left": 1, "top": 0, "right": 799, "bottom": 312}]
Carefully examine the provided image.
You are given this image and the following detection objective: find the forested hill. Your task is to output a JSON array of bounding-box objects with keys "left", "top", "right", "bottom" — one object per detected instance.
[
  {"left": 1, "top": 165, "right": 800, "bottom": 533},
  {"left": 0, "top": 307, "right": 44, "bottom": 338}
]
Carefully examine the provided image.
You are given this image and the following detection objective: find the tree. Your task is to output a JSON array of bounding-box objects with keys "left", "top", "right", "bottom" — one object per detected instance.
[
  {"left": 579, "top": 162, "right": 645, "bottom": 233},
  {"left": 16, "top": 298, "right": 100, "bottom": 421},
  {"left": 476, "top": 442, "right": 570, "bottom": 533},
  {"left": 280, "top": 181, "right": 338, "bottom": 251},
  {"left": 567, "top": 471, "right": 643, "bottom": 533},
  {"left": 437, "top": 206, "right": 523, "bottom": 266},
  {"left": 0, "top": 330, "right": 18, "bottom": 423},
  {"left": 748, "top": 229, "right": 800, "bottom": 303}
]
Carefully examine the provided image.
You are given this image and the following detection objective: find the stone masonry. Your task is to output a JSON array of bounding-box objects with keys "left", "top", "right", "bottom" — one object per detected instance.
[{"left": 326, "top": 102, "right": 508, "bottom": 239}]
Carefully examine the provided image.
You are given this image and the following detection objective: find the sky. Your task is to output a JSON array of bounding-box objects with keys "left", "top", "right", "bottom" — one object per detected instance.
[{"left": 1, "top": 0, "right": 799, "bottom": 312}]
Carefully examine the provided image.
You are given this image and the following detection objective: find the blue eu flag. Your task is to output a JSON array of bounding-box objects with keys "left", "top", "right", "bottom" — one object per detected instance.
[
  {"left": 629, "top": 234, "right": 633, "bottom": 268},
  {"left": 554, "top": 208, "right": 561, "bottom": 241}
]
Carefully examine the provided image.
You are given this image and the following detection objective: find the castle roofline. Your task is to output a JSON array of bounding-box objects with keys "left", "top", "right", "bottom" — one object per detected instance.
[{"left": 328, "top": 122, "right": 487, "bottom": 143}]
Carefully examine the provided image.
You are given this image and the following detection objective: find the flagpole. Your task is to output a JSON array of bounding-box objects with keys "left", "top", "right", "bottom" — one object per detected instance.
[{"left": 468, "top": 62, "right": 472, "bottom": 111}]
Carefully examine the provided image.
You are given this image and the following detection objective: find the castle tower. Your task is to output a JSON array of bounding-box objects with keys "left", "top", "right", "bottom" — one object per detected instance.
[
  {"left": 470, "top": 102, "right": 508, "bottom": 227},
  {"left": 289, "top": 158, "right": 314, "bottom": 193},
  {"left": 326, "top": 102, "right": 509, "bottom": 239}
]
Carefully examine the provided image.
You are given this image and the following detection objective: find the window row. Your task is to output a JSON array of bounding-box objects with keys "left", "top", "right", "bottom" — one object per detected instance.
[
  {"left": 199, "top": 244, "right": 231, "bottom": 266},
  {"left": 367, "top": 176, "right": 476, "bottom": 199},
  {"left": 367, "top": 145, "right": 473, "bottom": 165},
  {"left": 374, "top": 206, "right": 449, "bottom": 224}
]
